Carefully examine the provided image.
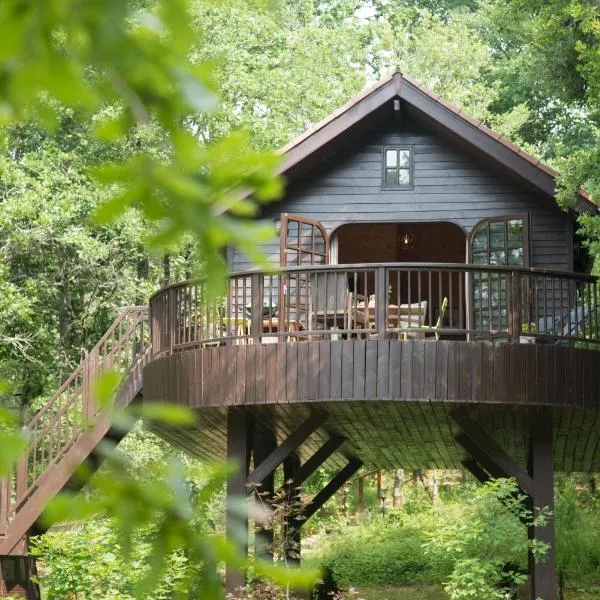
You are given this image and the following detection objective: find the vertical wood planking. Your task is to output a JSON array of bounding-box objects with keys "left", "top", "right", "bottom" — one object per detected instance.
[
  {"left": 286, "top": 344, "right": 298, "bottom": 403},
  {"left": 388, "top": 341, "right": 401, "bottom": 399},
  {"left": 276, "top": 343, "right": 287, "bottom": 403},
  {"left": 297, "top": 342, "right": 309, "bottom": 401},
  {"left": 435, "top": 341, "right": 448, "bottom": 402},
  {"left": 351, "top": 340, "right": 365, "bottom": 399},
  {"left": 423, "top": 342, "right": 436, "bottom": 400},
  {"left": 400, "top": 340, "right": 413, "bottom": 400},
  {"left": 264, "top": 344, "right": 277, "bottom": 403},
  {"left": 377, "top": 340, "right": 390, "bottom": 399},
  {"left": 245, "top": 345, "right": 256, "bottom": 406},
  {"left": 308, "top": 342, "right": 320, "bottom": 400},
  {"left": 330, "top": 342, "right": 342, "bottom": 400},
  {"left": 318, "top": 342, "right": 331, "bottom": 401}
]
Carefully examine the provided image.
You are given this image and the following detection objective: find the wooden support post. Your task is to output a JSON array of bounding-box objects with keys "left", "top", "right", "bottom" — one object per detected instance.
[
  {"left": 226, "top": 409, "right": 252, "bottom": 594},
  {"left": 283, "top": 453, "right": 302, "bottom": 566},
  {"left": 453, "top": 410, "right": 557, "bottom": 599},
  {"left": 0, "top": 545, "right": 41, "bottom": 600},
  {"left": 252, "top": 425, "right": 277, "bottom": 563},
  {"left": 528, "top": 410, "right": 556, "bottom": 600}
]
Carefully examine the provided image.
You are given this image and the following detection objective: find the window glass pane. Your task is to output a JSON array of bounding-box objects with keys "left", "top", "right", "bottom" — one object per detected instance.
[
  {"left": 287, "top": 221, "right": 299, "bottom": 246},
  {"left": 398, "top": 149, "right": 410, "bottom": 168},
  {"left": 508, "top": 247, "right": 524, "bottom": 265},
  {"left": 507, "top": 219, "right": 523, "bottom": 243},
  {"left": 398, "top": 168, "right": 411, "bottom": 185},
  {"left": 385, "top": 168, "right": 396, "bottom": 186},
  {"left": 300, "top": 223, "right": 315, "bottom": 251},
  {"left": 489, "top": 250, "right": 506, "bottom": 265},
  {"left": 385, "top": 150, "right": 397, "bottom": 167},
  {"left": 472, "top": 228, "right": 488, "bottom": 251},
  {"left": 472, "top": 252, "right": 487, "bottom": 264},
  {"left": 489, "top": 221, "right": 505, "bottom": 249}
]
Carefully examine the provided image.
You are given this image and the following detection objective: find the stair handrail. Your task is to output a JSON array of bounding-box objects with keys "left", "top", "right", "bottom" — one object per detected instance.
[{"left": 0, "top": 306, "right": 150, "bottom": 533}]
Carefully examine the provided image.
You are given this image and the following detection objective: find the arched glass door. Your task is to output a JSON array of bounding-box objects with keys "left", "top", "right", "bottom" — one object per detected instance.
[
  {"left": 279, "top": 213, "right": 330, "bottom": 328},
  {"left": 469, "top": 215, "right": 529, "bottom": 334}
]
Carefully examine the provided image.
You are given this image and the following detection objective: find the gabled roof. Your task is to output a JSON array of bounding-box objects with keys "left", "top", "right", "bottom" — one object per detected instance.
[{"left": 277, "top": 71, "right": 596, "bottom": 214}]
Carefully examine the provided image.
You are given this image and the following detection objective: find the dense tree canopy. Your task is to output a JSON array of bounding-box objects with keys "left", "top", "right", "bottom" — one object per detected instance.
[{"left": 0, "top": 0, "right": 599, "bottom": 596}]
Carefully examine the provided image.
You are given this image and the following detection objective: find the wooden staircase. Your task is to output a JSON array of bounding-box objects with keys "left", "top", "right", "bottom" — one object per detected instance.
[{"left": 0, "top": 306, "right": 150, "bottom": 560}]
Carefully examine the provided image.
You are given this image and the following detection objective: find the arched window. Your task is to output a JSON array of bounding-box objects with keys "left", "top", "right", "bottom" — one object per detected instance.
[{"left": 469, "top": 215, "right": 529, "bottom": 333}]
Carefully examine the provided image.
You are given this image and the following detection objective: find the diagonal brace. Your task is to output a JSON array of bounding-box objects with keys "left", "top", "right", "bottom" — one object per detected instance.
[
  {"left": 452, "top": 411, "right": 537, "bottom": 498},
  {"left": 301, "top": 458, "right": 362, "bottom": 523},
  {"left": 293, "top": 436, "right": 345, "bottom": 487},
  {"left": 246, "top": 412, "right": 327, "bottom": 489},
  {"left": 462, "top": 457, "right": 490, "bottom": 485}
]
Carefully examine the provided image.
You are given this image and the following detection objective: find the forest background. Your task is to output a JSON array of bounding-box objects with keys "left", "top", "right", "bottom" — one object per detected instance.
[{"left": 1, "top": 0, "right": 600, "bottom": 598}]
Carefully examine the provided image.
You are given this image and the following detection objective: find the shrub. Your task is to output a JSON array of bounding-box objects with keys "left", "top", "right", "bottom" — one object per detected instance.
[{"left": 315, "top": 517, "right": 451, "bottom": 588}]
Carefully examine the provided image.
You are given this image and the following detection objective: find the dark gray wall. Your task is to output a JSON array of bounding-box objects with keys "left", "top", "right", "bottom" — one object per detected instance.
[{"left": 230, "top": 116, "right": 572, "bottom": 272}]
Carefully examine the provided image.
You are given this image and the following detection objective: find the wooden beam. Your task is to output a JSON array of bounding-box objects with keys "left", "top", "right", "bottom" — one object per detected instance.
[
  {"left": 293, "top": 436, "right": 345, "bottom": 486},
  {"left": 226, "top": 409, "right": 251, "bottom": 593},
  {"left": 246, "top": 412, "right": 327, "bottom": 488},
  {"left": 452, "top": 411, "right": 537, "bottom": 497},
  {"left": 302, "top": 458, "right": 362, "bottom": 522},
  {"left": 462, "top": 458, "right": 490, "bottom": 485},
  {"left": 528, "top": 410, "right": 556, "bottom": 600},
  {"left": 456, "top": 433, "right": 507, "bottom": 480}
]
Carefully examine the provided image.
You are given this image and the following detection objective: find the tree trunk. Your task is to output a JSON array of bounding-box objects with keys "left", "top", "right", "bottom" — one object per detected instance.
[
  {"left": 431, "top": 471, "right": 439, "bottom": 504},
  {"left": 162, "top": 254, "right": 171, "bottom": 287},
  {"left": 392, "top": 469, "right": 404, "bottom": 509}
]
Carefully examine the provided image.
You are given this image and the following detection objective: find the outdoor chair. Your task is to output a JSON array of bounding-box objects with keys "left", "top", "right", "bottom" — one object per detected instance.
[{"left": 308, "top": 271, "right": 353, "bottom": 336}]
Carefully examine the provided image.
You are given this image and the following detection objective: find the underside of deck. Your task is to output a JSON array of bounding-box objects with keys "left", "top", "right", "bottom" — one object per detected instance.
[{"left": 144, "top": 340, "right": 600, "bottom": 471}]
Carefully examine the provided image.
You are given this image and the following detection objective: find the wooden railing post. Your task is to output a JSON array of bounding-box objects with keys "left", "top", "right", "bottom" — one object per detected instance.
[
  {"left": 510, "top": 270, "right": 522, "bottom": 343},
  {"left": 376, "top": 266, "right": 387, "bottom": 336},
  {"left": 251, "top": 272, "right": 263, "bottom": 345},
  {"left": 85, "top": 347, "right": 99, "bottom": 420},
  {"left": 168, "top": 288, "right": 176, "bottom": 353},
  {"left": 0, "top": 475, "right": 9, "bottom": 534}
]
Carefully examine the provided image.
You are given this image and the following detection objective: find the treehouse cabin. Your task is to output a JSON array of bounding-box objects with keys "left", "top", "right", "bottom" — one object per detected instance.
[{"left": 2, "top": 72, "right": 600, "bottom": 600}]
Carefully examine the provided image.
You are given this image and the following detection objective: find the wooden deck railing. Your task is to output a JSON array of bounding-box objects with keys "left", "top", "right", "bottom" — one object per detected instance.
[
  {"left": 0, "top": 306, "right": 149, "bottom": 537},
  {"left": 149, "top": 263, "right": 600, "bottom": 356}
]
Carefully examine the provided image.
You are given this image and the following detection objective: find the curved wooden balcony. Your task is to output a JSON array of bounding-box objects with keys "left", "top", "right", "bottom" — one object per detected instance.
[
  {"left": 143, "top": 264, "right": 600, "bottom": 473},
  {"left": 149, "top": 263, "right": 600, "bottom": 353}
]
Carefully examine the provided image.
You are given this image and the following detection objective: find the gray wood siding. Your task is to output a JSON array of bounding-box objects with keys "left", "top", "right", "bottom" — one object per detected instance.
[{"left": 231, "top": 117, "right": 572, "bottom": 272}]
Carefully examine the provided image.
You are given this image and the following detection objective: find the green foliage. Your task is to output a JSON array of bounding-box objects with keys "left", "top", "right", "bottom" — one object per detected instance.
[
  {"left": 31, "top": 520, "right": 188, "bottom": 600},
  {"left": 315, "top": 514, "right": 451, "bottom": 587},
  {"left": 315, "top": 479, "right": 546, "bottom": 599},
  {"left": 556, "top": 477, "right": 600, "bottom": 588}
]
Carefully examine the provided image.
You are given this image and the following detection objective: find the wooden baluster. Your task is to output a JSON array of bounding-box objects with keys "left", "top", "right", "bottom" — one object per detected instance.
[
  {"left": 251, "top": 273, "right": 262, "bottom": 345},
  {"left": 510, "top": 270, "right": 522, "bottom": 343},
  {"left": 15, "top": 451, "right": 27, "bottom": 506},
  {"left": 376, "top": 266, "right": 387, "bottom": 337}
]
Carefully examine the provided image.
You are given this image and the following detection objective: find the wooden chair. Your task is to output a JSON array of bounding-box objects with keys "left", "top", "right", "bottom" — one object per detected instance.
[
  {"left": 399, "top": 297, "right": 448, "bottom": 340},
  {"left": 220, "top": 316, "right": 251, "bottom": 345},
  {"left": 308, "top": 272, "right": 353, "bottom": 335}
]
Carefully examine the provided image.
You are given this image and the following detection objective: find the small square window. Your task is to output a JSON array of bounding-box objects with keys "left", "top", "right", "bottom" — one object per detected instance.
[{"left": 382, "top": 147, "right": 413, "bottom": 189}]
